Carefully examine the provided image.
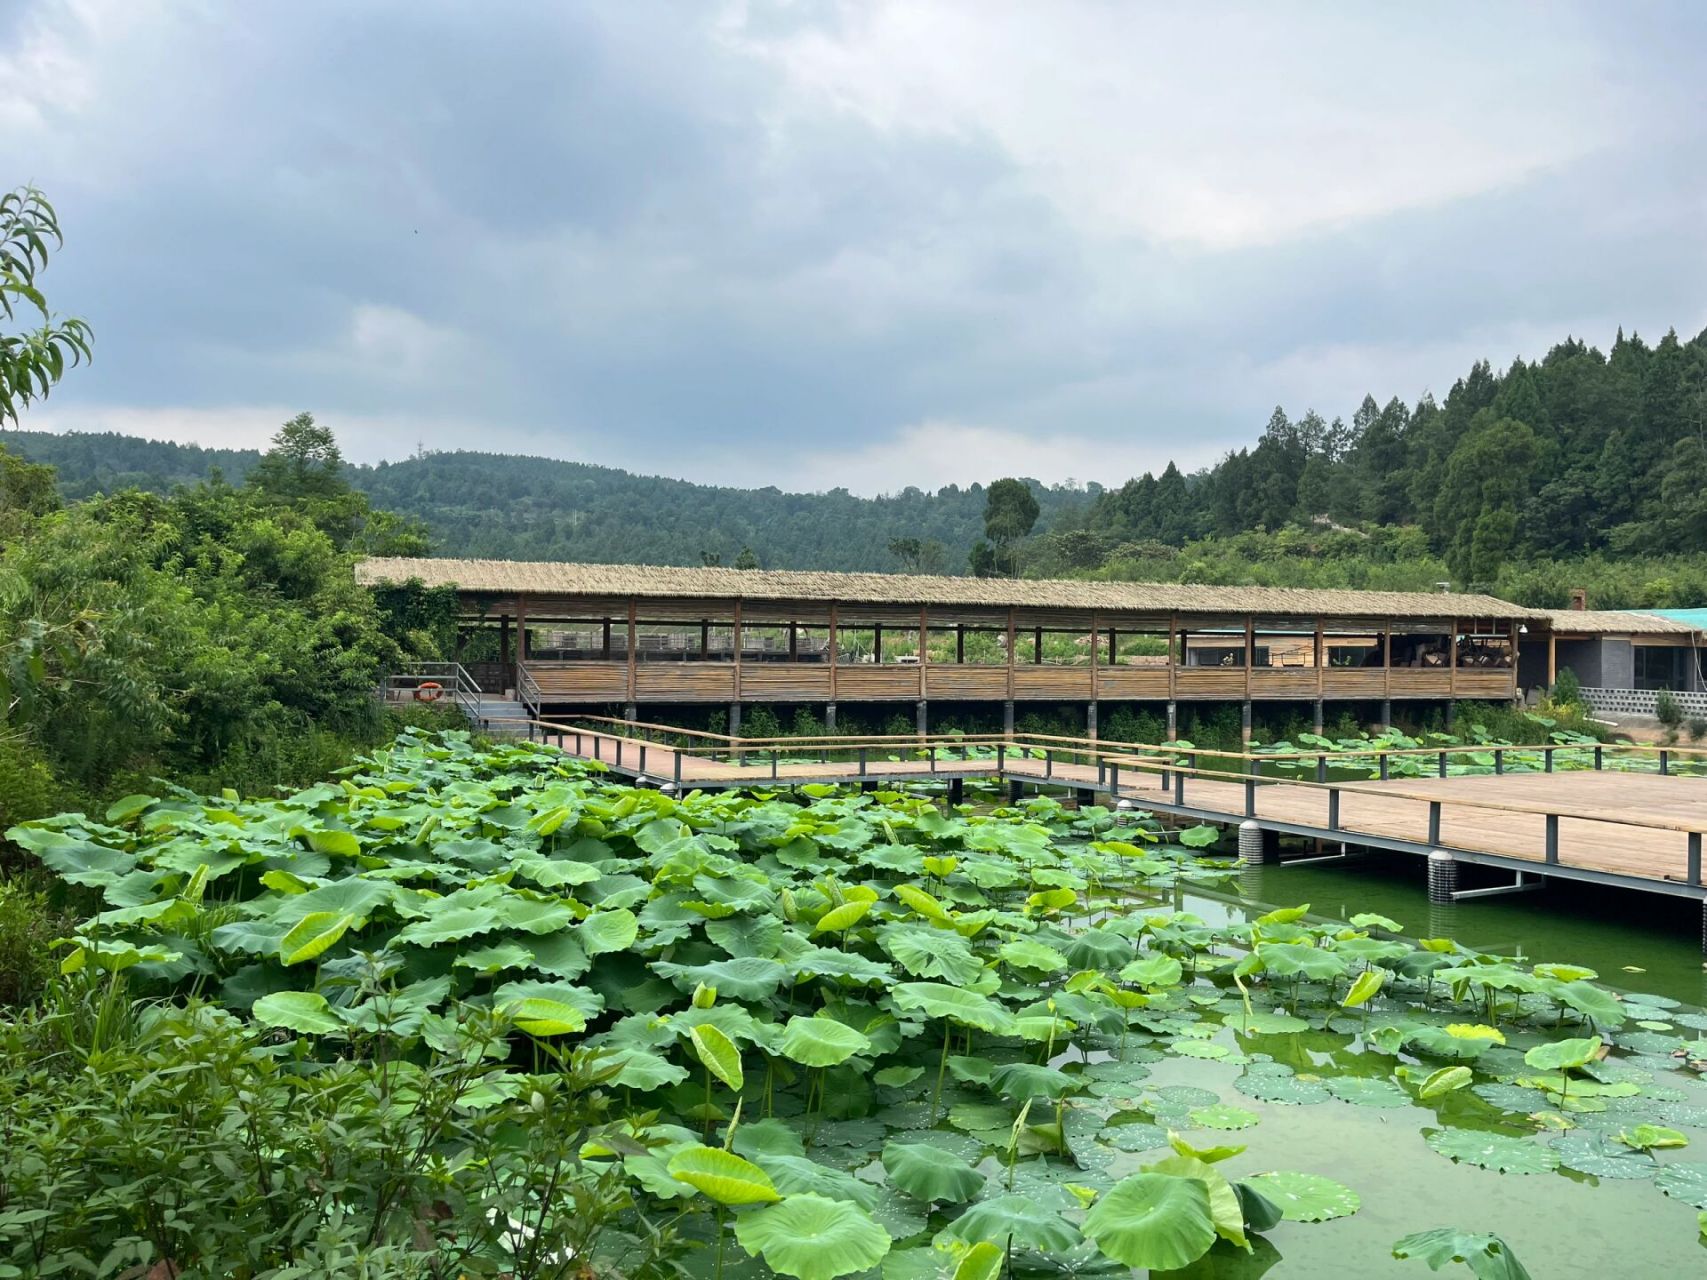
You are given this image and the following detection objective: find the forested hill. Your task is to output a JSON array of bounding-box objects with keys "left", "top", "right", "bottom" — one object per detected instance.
[
  {"left": 0, "top": 430, "right": 1086, "bottom": 572},
  {"left": 1047, "top": 326, "right": 1707, "bottom": 587}
]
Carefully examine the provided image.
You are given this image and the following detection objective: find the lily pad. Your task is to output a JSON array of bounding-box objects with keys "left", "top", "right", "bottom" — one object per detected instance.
[
  {"left": 1324, "top": 1077, "right": 1409, "bottom": 1108},
  {"left": 1188, "top": 1104, "right": 1261, "bottom": 1131},
  {"left": 1244, "top": 1170, "right": 1360, "bottom": 1222},
  {"left": 735, "top": 1194, "right": 891, "bottom": 1280},
  {"left": 1549, "top": 1132, "right": 1659, "bottom": 1180},
  {"left": 1234, "top": 1073, "right": 1331, "bottom": 1106},
  {"left": 1425, "top": 1129, "right": 1560, "bottom": 1175},
  {"left": 1656, "top": 1163, "right": 1707, "bottom": 1209},
  {"left": 1081, "top": 1172, "right": 1217, "bottom": 1271}
]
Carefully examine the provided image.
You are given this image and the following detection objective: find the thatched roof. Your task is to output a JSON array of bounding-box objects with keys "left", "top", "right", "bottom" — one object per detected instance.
[
  {"left": 356, "top": 557, "right": 1538, "bottom": 620},
  {"left": 1540, "top": 609, "right": 1702, "bottom": 636}
]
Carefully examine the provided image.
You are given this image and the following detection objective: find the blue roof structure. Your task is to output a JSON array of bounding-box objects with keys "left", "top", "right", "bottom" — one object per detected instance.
[{"left": 1622, "top": 608, "right": 1707, "bottom": 629}]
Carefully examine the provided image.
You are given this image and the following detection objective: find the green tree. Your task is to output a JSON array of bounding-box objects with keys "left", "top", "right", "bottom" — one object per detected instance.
[
  {"left": 734, "top": 545, "right": 759, "bottom": 570},
  {"left": 248, "top": 412, "right": 346, "bottom": 504},
  {"left": 1435, "top": 416, "right": 1538, "bottom": 586},
  {"left": 982, "top": 477, "right": 1040, "bottom": 576},
  {"left": 0, "top": 187, "right": 92, "bottom": 424}
]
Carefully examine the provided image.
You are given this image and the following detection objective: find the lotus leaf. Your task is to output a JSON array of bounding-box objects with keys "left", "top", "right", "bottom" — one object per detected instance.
[
  {"left": 1549, "top": 1131, "right": 1658, "bottom": 1180},
  {"left": 880, "top": 1141, "right": 986, "bottom": 1203},
  {"left": 939, "top": 1195, "right": 1082, "bottom": 1253},
  {"left": 734, "top": 1194, "right": 891, "bottom": 1280},
  {"left": 1655, "top": 1162, "right": 1707, "bottom": 1208},
  {"left": 251, "top": 990, "right": 343, "bottom": 1035},
  {"left": 891, "top": 983, "right": 1015, "bottom": 1035},
  {"left": 1391, "top": 1228, "right": 1533, "bottom": 1280},
  {"left": 666, "top": 1145, "right": 780, "bottom": 1204},
  {"left": 1245, "top": 1170, "right": 1361, "bottom": 1221},
  {"left": 779, "top": 1015, "right": 871, "bottom": 1068},
  {"left": 1081, "top": 1172, "right": 1217, "bottom": 1271},
  {"left": 1424, "top": 1129, "right": 1559, "bottom": 1175}
]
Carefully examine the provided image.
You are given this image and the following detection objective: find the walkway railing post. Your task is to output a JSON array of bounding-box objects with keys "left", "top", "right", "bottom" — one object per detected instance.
[
  {"left": 1688, "top": 832, "right": 1702, "bottom": 886},
  {"left": 1661, "top": 750, "right": 1670, "bottom": 776},
  {"left": 673, "top": 751, "right": 682, "bottom": 791},
  {"left": 1494, "top": 749, "right": 1504, "bottom": 776},
  {"left": 1438, "top": 750, "right": 1447, "bottom": 778},
  {"left": 1110, "top": 762, "right": 1120, "bottom": 796},
  {"left": 639, "top": 743, "right": 648, "bottom": 775},
  {"left": 1594, "top": 745, "right": 1604, "bottom": 771},
  {"left": 1545, "top": 747, "right": 1554, "bottom": 774},
  {"left": 1315, "top": 755, "right": 1327, "bottom": 784},
  {"left": 1545, "top": 813, "right": 1559, "bottom": 864},
  {"left": 1428, "top": 800, "right": 1441, "bottom": 846},
  {"left": 771, "top": 748, "right": 779, "bottom": 781},
  {"left": 996, "top": 744, "right": 1004, "bottom": 775},
  {"left": 1379, "top": 754, "right": 1390, "bottom": 781},
  {"left": 1328, "top": 789, "right": 1340, "bottom": 832},
  {"left": 1174, "top": 757, "right": 1186, "bottom": 806},
  {"left": 859, "top": 747, "right": 868, "bottom": 778},
  {"left": 1244, "top": 776, "right": 1256, "bottom": 816}
]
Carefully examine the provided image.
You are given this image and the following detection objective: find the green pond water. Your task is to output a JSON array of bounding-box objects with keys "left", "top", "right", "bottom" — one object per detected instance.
[{"left": 1142, "top": 856, "right": 1707, "bottom": 1277}]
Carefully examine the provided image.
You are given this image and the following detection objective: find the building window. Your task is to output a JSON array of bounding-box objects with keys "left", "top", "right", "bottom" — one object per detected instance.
[{"left": 1634, "top": 645, "right": 1685, "bottom": 691}]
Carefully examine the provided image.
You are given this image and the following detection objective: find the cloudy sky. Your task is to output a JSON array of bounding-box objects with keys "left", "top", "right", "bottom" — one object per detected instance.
[{"left": 4, "top": 2, "right": 1705, "bottom": 494}]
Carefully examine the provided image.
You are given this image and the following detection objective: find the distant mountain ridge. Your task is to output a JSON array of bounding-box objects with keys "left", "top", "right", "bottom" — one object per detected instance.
[{"left": 0, "top": 429, "right": 1087, "bottom": 573}]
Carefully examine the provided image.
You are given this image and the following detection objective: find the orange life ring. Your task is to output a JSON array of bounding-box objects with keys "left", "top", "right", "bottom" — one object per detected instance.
[{"left": 414, "top": 681, "right": 445, "bottom": 703}]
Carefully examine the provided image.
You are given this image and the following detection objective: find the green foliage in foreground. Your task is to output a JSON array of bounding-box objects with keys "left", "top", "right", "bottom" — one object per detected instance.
[{"left": 7, "top": 730, "right": 1707, "bottom": 1277}]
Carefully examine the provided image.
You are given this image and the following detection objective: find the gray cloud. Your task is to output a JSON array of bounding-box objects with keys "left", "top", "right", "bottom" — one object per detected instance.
[{"left": 5, "top": 1, "right": 1705, "bottom": 492}]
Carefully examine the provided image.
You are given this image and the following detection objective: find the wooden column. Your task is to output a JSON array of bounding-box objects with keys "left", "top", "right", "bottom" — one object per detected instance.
[
  {"left": 1169, "top": 615, "right": 1180, "bottom": 697},
  {"left": 499, "top": 614, "right": 511, "bottom": 679},
  {"left": 602, "top": 618, "right": 612, "bottom": 660},
  {"left": 1382, "top": 622, "right": 1392, "bottom": 698},
  {"left": 1033, "top": 627, "right": 1043, "bottom": 665},
  {"left": 732, "top": 600, "right": 744, "bottom": 700},
  {"left": 1089, "top": 611, "right": 1100, "bottom": 697},
  {"left": 1314, "top": 617, "right": 1325, "bottom": 696},
  {"left": 956, "top": 625, "right": 965, "bottom": 664},
  {"left": 874, "top": 624, "right": 883, "bottom": 664},
  {"left": 624, "top": 600, "right": 636, "bottom": 702},
  {"left": 919, "top": 607, "right": 929, "bottom": 701},
  {"left": 1108, "top": 627, "right": 1117, "bottom": 665},
  {"left": 788, "top": 622, "right": 798, "bottom": 661},
  {"left": 699, "top": 620, "right": 709, "bottom": 659},
  {"left": 1449, "top": 617, "right": 1458, "bottom": 698},
  {"left": 1547, "top": 630, "right": 1557, "bottom": 687},
  {"left": 1244, "top": 616, "right": 1254, "bottom": 698},
  {"left": 1005, "top": 608, "right": 1017, "bottom": 700},
  {"left": 827, "top": 604, "right": 839, "bottom": 701}
]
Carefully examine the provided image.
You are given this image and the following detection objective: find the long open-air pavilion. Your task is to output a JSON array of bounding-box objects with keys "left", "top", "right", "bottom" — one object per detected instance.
[{"left": 357, "top": 558, "right": 1536, "bottom": 736}]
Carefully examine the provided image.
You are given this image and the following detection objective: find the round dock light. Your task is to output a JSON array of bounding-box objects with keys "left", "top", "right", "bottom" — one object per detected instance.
[{"left": 1114, "top": 799, "right": 1133, "bottom": 827}]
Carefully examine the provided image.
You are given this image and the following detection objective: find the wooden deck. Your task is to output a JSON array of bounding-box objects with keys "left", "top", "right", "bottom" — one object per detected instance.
[{"left": 547, "top": 728, "right": 1707, "bottom": 901}]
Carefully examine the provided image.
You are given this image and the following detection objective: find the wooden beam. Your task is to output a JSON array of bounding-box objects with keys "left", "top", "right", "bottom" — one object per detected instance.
[
  {"left": 516, "top": 597, "right": 528, "bottom": 663},
  {"left": 1314, "top": 616, "right": 1325, "bottom": 696},
  {"left": 1169, "top": 614, "right": 1179, "bottom": 698},
  {"left": 732, "top": 599, "right": 743, "bottom": 698},
  {"left": 1547, "top": 631, "right": 1557, "bottom": 687}
]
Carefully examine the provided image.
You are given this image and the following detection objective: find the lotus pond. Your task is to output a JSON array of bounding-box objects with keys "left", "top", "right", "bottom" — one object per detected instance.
[{"left": 11, "top": 729, "right": 1707, "bottom": 1278}]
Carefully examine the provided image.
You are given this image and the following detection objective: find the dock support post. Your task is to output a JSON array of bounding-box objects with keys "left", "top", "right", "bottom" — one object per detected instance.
[
  {"left": 1427, "top": 850, "right": 1458, "bottom": 904},
  {"left": 1008, "top": 779, "right": 1025, "bottom": 804},
  {"left": 1167, "top": 700, "right": 1177, "bottom": 739},
  {"left": 1238, "top": 820, "right": 1278, "bottom": 865},
  {"left": 1086, "top": 701, "right": 1098, "bottom": 741},
  {"left": 625, "top": 702, "right": 637, "bottom": 724},
  {"left": 916, "top": 700, "right": 928, "bottom": 737},
  {"left": 1445, "top": 701, "right": 1456, "bottom": 730},
  {"left": 860, "top": 780, "right": 877, "bottom": 794},
  {"left": 1380, "top": 699, "right": 1392, "bottom": 731},
  {"left": 947, "top": 777, "right": 964, "bottom": 806},
  {"left": 825, "top": 702, "right": 837, "bottom": 734},
  {"left": 1240, "top": 700, "right": 1253, "bottom": 743},
  {"left": 728, "top": 702, "right": 741, "bottom": 737},
  {"left": 1313, "top": 699, "right": 1324, "bottom": 734},
  {"left": 1075, "top": 787, "right": 1095, "bottom": 808},
  {"left": 1003, "top": 700, "right": 1015, "bottom": 736}
]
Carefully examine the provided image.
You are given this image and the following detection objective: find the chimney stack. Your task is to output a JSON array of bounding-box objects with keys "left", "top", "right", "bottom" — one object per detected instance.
[{"left": 1568, "top": 588, "right": 1587, "bottom": 611}]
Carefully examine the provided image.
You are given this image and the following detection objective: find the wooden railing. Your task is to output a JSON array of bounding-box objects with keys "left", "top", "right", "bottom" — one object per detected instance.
[
  {"left": 514, "top": 657, "right": 1514, "bottom": 705},
  {"left": 521, "top": 715, "right": 1707, "bottom": 890}
]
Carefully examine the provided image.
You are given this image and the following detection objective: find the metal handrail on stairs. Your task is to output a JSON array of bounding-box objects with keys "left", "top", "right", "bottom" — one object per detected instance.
[{"left": 382, "top": 661, "right": 485, "bottom": 724}]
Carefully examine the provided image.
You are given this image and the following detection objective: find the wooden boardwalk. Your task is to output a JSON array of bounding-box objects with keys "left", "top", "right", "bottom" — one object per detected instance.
[{"left": 547, "top": 727, "right": 1707, "bottom": 902}]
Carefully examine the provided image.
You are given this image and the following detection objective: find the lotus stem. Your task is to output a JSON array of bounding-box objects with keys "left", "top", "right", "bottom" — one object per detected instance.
[{"left": 931, "top": 1020, "right": 952, "bottom": 1125}]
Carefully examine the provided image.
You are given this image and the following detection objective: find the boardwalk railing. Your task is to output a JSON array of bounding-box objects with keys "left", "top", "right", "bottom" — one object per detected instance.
[
  {"left": 523, "top": 715, "right": 1707, "bottom": 896},
  {"left": 382, "top": 661, "right": 484, "bottom": 724}
]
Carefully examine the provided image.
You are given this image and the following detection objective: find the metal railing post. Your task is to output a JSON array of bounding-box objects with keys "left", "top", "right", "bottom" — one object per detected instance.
[
  {"left": 1690, "top": 832, "right": 1702, "bottom": 886},
  {"left": 1316, "top": 754, "right": 1327, "bottom": 784},
  {"left": 1438, "top": 750, "right": 1447, "bottom": 778},
  {"left": 1594, "top": 745, "right": 1604, "bottom": 771},
  {"left": 1545, "top": 813, "right": 1559, "bottom": 864},
  {"left": 859, "top": 747, "right": 868, "bottom": 778},
  {"left": 1174, "top": 757, "right": 1187, "bottom": 805},
  {"left": 1494, "top": 749, "right": 1504, "bottom": 776},
  {"left": 1661, "top": 750, "right": 1670, "bottom": 776},
  {"left": 1244, "top": 776, "right": 1256, "bottom": 816},
  {"left": 673, "top": 751, "right": 683, "bottom": 791},
  {"left": 1328, "top": 789, "right": 1340, "bottom": 831},
  {"left": 1544, "top": 747, "right": 1553, "bottom": 774},
  {"left": 1428, "top": 800, "right": 1441, "bottom": 846},
  {"left": 1379, "top": 754, "right": 1390, "bottom": 781}
]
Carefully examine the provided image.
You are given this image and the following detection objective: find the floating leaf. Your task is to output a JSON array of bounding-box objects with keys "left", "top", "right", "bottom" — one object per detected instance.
[
  {"left": 1245, "top": 1171, "right": 1360, "bottom": 1222},
  {"left": 1549, "top": 1131, "right": 1658, "bottom": 1180},
  {"left": 1656, "top": 1163, "right": 1707, "bottom": 1209},
  {"left": 1425, "top": 1129, "right": 1559, "bottom": 1175},
  {"left": 1188, "top": 1104, "right": 1259, "bottom": 1131},
  {"left": 1325, "top": 1076, "right": 1409, "bottom": 1108}
]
